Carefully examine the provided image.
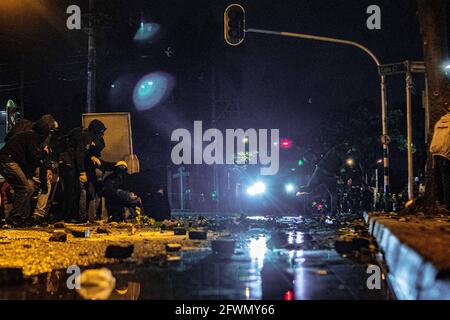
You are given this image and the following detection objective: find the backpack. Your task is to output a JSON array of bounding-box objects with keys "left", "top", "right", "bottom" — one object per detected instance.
[
  {"left": 430, "top": 113, "right": 450, "bottom": 160},
  {"left": 4, "top": 119, "right": 34, "bottom": 143},
  {"left": 49, "top": 127, "right": 84, "bottom": 159}
]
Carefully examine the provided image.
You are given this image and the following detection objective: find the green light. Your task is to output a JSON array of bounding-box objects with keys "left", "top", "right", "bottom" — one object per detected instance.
[
  {"left": 297, "top": 159, "right": 304, "bottom": 166},
  {"left": 290, "top": 168, "right": 296, "bottom": 172}
]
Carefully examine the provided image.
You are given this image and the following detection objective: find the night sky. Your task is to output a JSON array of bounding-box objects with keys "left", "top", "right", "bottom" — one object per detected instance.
[{"left": 0, "top": 0, "right": 425, "bottom": 176}]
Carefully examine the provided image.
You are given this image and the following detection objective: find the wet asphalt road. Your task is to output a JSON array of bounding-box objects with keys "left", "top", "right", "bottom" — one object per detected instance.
[{"left": 0, "top": 215, "right": 391, "bottom": 300}]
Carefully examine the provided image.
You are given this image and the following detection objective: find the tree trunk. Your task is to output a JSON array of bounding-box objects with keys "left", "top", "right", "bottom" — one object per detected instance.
[{"left": 416, "top": 0, "right": 450, "bottom": 209}]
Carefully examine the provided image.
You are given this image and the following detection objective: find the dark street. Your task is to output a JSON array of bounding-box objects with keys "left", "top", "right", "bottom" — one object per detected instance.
[
  {"left": 0, "top": 214, "right": 391, "bottom": 300},
  {"left": 0, "top": 0, "right": 449, "bottom": 308}
]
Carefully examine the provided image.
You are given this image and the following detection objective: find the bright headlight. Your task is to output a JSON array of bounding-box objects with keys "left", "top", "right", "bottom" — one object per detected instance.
[
  {"left": 247, "top": 182, "right": 266, "bottom": 196},
  {"left": 285, "top": 184, "right": 295, "bottom": 193}
]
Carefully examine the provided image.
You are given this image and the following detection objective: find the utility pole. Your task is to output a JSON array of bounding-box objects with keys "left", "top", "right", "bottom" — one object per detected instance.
[{"left": 86, "top": 0, "right": 96, "bottom": 113}]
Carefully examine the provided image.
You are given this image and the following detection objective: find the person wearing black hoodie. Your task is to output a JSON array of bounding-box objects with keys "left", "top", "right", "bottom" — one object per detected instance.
[
  {"left": 0, "top": 115, "right": 57, "bottom": 227},
  {"left": 84, "top": 136, "right": 115, "bottom": 221},
  {"left": 58, "top": 119, "right": 107, "bottom": 222}
]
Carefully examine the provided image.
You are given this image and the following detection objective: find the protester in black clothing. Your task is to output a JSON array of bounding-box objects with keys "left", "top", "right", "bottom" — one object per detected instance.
[
  {"left": 103, "top": 161, "right": 141, "bottom": 222},
  {"left": 58, "top": 120, "right": 107, "bottom": 222},
  {"left": 299, "top": 142, "right": 354, "bottom": 214},
  {"left": 85, "top": 137, "right": 115, "bottom": 221},
  {"left": 150, "top": 186, "right": 171, "bottom": 222},
  {"left": 0, "top": 116, "right": 57, "bottom": 227}
]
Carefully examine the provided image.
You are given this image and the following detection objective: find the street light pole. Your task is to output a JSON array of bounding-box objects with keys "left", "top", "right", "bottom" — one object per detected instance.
[
  {"left": 246, "top": 28, "right": 390, "bottom": 207},
  {"left": 405, "top": 62, "right": 414, "bottom": 200},
  {"left": 86, "top": 0, "right": 96, "bottom": 113},
  {"left": 380, "top": 74, "right": 390, "bottom": 204}
]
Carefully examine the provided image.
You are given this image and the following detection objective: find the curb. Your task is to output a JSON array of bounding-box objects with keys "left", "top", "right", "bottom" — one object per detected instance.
[{"left": 364, "top": 212, "right": 450, "bottom": 300}]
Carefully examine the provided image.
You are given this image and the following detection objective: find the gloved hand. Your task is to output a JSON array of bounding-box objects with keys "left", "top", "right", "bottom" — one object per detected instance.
[
  {"left": 79, "top": 172, "right": 88, "bottom": 184},
  {"left": 91, "top": 156, "right": 101, "bottom": 167},
  {"left": 130, "top": 192, "right": 138, "bottom": 200},
  {"left": 46, "top": 169, "right": 53, "bottom": 182}
]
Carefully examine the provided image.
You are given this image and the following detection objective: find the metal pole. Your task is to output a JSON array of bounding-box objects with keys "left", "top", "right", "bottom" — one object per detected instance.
[
  {"left": 380, "top": 75, "right": 391, "bottom": 210},
  {"left": 375, "top": 168, "right": 379, "bottom": 209},
  {"left": 86, "top": 0, "right": 96, "bottom": 113},
  {"left": 405, "top": 62, "right": 414, "bottom": 201},
  {"left": 246, "top": 29, "right": 381, "bottom": 66}
]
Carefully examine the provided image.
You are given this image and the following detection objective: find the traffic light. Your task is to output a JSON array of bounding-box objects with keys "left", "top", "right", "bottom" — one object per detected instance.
[
  {"left": 280, "top": 138, "right": 293, "bottom": 149},
  {"left": 224, "top": 4, "right": 245, "bottom": 46},
  {"left": 297, "top": 159, "right": 304, "bottom": 167}
]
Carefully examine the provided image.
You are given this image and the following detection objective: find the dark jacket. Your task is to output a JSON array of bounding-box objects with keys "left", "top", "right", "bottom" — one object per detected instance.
[
  {"left": 0, "top": 118, "right": 52, "bottom": 177},
  {"left": 58, "top": 120, "right": 106, "bottom": 173},
  {"left": 59, "top": 128, "right": 96, "bottom": 173},
  {"left": 103, "top": 169, "right": 128, "bottom": 199},
  {"left": 85, "top": 136, "right": 115, "bottom": 187},
  {"left": 149, "top": 191, "right": 171, "bottom": 221}
]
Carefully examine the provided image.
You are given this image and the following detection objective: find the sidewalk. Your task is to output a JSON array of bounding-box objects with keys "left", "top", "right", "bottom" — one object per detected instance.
[{"left": 364, "top": 212, "right": 450, "bottom": 300}]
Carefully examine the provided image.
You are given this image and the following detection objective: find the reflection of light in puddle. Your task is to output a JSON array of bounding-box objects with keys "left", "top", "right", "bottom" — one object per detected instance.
[
  {"left": 245, "top": 287, "right": 250, "bottom": 300},
  {"left": 294, "top": 268, "right": 305, "bottom": 300},
  {"left": 288, "top": 231, "right": 304, "bottom": 245},
  {"left": 247, "top": 216, "right": 268, "bottom": 221},
  {"left": 289, "top": 250, "right": 304, "bottom": 261},
  {"left": 249, "top": 236, "right": 267, "bottom": 269}
]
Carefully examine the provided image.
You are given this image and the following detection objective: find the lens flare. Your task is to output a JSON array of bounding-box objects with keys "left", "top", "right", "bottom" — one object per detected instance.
[
  {"left": 133, "top": 71, "right": 175, "bottom": 111},
  {"left": 133, "top": 22, "right": 161, "bottom": 42}
]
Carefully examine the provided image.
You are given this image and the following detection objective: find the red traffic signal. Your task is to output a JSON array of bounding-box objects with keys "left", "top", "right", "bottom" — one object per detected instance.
[
  {"left": 224, "top": 4, "right": 245, "bottom": 46},
  {"left": 280, "top": 138, "right": 293, "bottom": 149}
]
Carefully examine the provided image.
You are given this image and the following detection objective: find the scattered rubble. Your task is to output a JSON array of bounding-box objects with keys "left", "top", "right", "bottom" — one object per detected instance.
[
  {"left": 165, "top": 243, "right": 182, "bottom": 252},
  {"left": 70, "top": 229, "right": 90, "bottom": 238},
  {"left": 189, "top": 230, "right": 207, "bottom": 240},
  {"left": 105, "top": 245, "right": 134, "bottom": 259},
  {"left": 173, "top": 227, "right": 187, "bottom": 235},
  {"left": 96, "top": 227, "right": 111, "bottom": 234},
  {"left": 49, "top": 231, "right": 67, "bottom": 242}
]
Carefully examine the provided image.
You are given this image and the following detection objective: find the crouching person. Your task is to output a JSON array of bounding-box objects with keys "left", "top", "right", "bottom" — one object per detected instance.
[
  {"left": 103, "top": 161, "right": 142, "bottom": 222},
  {"left": 0, "top": 116, "right": 57, "bottom": 227}
]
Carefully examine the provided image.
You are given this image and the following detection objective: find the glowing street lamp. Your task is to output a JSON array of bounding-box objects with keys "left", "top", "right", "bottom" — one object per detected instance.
[{"left": 346, "top": 158, "right": 354, "bottom": 166}]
